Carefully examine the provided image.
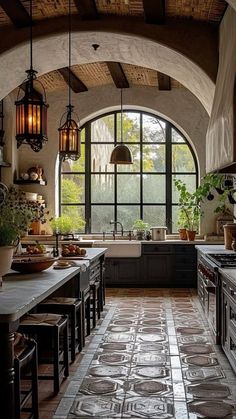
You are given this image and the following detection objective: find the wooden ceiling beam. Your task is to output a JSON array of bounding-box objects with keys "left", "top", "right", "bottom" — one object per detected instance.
[
  {"left": 143, "top": 0, "right": 165, "bottom": 24},
  {"left": 158, "top": 72, "right": 171, "bottom": 90},
  {"left": 73, "top": 0, "right": 98, "bottom": 20},
  {"left": 58, "top": 68, "right": 88, "bottom": 93},
  {"left": 107, "top": 62, "right": 129, "bottom": 89},
  {"left": 0, "top": 0, "right": 31, "bottom": 27}
]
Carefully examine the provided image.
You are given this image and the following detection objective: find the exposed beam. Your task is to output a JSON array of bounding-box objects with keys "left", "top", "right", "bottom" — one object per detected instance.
[
  {"left": 158, "top": 72, "right": 171, "bottom": 90},
  {"left": 73, "top": 0, "right": 98, "bottom": 20},
  {"left": 107, "top": 62, "right": 129, "bottom": 89},
  {"left": 143, "top": 0, "right": 165, "bottom": 24},
  {"left": 0, "top": 0, "right": 31, "bottom": 27},
  {"left": 58, "top": 68, "right": 88, "bottom": 93}
]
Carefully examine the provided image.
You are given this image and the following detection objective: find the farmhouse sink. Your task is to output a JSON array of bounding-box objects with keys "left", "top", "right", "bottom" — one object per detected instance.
[{"left": 93, "top": 240, "right": 141, "bottom": 258}]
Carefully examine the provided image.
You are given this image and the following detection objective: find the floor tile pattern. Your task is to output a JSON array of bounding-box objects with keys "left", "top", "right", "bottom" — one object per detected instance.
[{"left": 53, "top": 288, "right": 236, "bottom": 418}]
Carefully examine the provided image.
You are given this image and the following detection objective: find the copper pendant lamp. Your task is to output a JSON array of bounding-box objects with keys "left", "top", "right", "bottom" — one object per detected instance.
[
  {"left": 15, "top": 0, "right": 48, "bottom": 152},
  {"left": 110, "top": 89, "right": 133, "bottom": 164},
  {"left": 58, "top": 0, "right": 81, "bottom": 161}
]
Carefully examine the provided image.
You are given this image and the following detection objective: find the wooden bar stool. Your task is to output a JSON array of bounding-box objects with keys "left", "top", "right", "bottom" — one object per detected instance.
[
  {"left": 14, "top": 333, "right": 39, "bottom": 419},
  {"left": 37, "top": 297, "right": 83, "bottom": 363},
  {"left": 81, "top": 286, "right": 91, "bottom": 346},
  {"left": 90, "top": 279, "right": 101, "bottom": 328},
  {"left": 19, "top": 313, "right": 69, "bottom": 394}
]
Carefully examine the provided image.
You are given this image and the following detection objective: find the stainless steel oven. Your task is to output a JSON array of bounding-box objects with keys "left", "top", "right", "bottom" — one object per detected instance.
[{"left": 197, "top": 254, "right": 220, "bottom": 344}]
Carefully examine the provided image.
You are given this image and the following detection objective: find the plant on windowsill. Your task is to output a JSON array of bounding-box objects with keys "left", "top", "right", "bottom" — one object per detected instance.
[
  {"left": 132, "top": 219, "right": 149, "bottom": 240},
  {"left": 50, "top": 214, "right": 85, "bottom": 239},
  {"left": 174, "top": 179, "right": 205, "bottom": 241},
  {"left": 0, "top": 185, "right": 49, "bottom": 284}
]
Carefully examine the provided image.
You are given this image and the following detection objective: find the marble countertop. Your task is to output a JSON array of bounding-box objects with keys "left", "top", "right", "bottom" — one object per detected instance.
[{"left": 0, "top": 266, "right": 81, "bottom": 323}]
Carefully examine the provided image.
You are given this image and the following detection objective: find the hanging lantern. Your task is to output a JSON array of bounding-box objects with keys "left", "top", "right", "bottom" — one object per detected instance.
[
  {"left": 58, "top": 0, "right": 80, "bottom": 161},
  {"left": 58, "top": 104, "right": 81, "bottom": 161},
  {"left": 15, "top": 70, "right": 48, "bottom": 152}
]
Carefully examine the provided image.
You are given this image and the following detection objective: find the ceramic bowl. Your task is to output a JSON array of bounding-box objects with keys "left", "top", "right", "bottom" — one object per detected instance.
[{"left": 11, "top": 257, "right": 55, "bottom": 274}]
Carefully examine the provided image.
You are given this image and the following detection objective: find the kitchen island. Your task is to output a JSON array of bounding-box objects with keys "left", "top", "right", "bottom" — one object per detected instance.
[{"left": 0, "top": 247, "right": 107, "bottom": 419}]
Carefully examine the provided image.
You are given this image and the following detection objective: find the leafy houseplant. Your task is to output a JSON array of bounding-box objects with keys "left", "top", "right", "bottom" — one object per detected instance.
[
  {"left": 132, "top": 219, "right": 149, "bottom": 240},
  {"left": 0, "top": 186, "right": 49, "bottom": 283},
  {"left": 50, "top": 214, "right": 85, "bottom": 236}
]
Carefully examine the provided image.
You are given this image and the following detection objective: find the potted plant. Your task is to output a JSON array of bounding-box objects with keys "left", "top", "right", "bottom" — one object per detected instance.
[
  {"left": 174, "top": 179, "right": 204, "bottom": 241},
  {"left": 0, "top": 186, "right": 49, "bottom": 284},
  {"left": 50, "top": 214, "right": 85, "bottom": 238},
  {"left": 132, "top": 219, "right": 149, "bottom": 240},
  {"left": 176, "top": 208, "right": 188, "bottom": 240}
]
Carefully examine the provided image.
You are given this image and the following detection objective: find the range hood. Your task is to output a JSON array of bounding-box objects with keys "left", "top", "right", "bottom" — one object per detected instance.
[
  {"left": 213, "top": 162, "right": 236, "bottom": 174},
  {"left": 0, "top": 129, "right": 10, "bottom": 167}
]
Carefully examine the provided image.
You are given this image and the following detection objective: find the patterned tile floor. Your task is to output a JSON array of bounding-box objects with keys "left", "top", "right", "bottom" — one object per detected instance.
[{"left": 50, "top": 288, "right": 236, "bottom": 419}]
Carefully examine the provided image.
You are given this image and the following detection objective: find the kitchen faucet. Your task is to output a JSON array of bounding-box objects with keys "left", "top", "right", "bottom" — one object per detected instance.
[{"left": 109, "top": 220, "right": 124, "bottom": 237}]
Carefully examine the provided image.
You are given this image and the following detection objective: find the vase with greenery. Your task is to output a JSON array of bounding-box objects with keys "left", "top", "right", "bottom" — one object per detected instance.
[
  {"left": 132, "top": 219, "right": 149, "bottom": 240},
  {"left": 0, "top": 186, "right": 49, "bottom": 283}
]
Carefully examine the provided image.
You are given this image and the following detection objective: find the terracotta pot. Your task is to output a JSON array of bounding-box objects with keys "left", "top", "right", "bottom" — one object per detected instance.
[
  {"left": 0, "top": 246, "right": 14, "bottom": 287},
  {"left": 186, "top": 230, "right": 196, "bottom": 241},
  {"left": 179, "top": 228, "right": 187, "bottom": 240}
]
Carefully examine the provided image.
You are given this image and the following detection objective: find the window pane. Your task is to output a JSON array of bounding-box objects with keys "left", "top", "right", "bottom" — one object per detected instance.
[
  {"left": 91, "top": 205, "right": 114, "bottom": 232},
  {"left": 61, "top": 143, "right": 85, "bottom": 172},
  {"left": 171, "top": 205, "right": 180, "bottom": 233},
  {"left": 91, "top": 174, "right": 114, "bottom": 203},
  {"left": 143, "top": 115, "right": 165, "bottom": 143},
  {"left": 117, "top": 175, "right": 140, "bottom": 203},
  {"left": 61, "top": 205, "right": 85, "bottom": 233},
  {"left": 117, "top": 205, "right": 140, "bottom": 230},
  {"left": 91, "top": 115, "right": 114, "bottom": 142},
  {"left": 172, "top": 144, "right": 195, "bottom": 172},
  {"left": 172, "top": 128, "right": 185, "bottom": 143},
  {"left": 143, "top": 145, "right": 165, "bottom": 172},
  {"left": 91, "top": 144, "right": 115, "bottom": 172},
  {"left": 117, "top": 144, "right": 140, "bottom": 172},
  {"left": 143, "top": 175, "right": 165, "bottom": 203},
  {"left": 61, "top": 175, "right": 85, "bottom": 203},
  {"left": 143, "top": 205, "right": 166, "bottom": 227},
  {"left": 172, "top": 174, "right": 197, "bottom": 203},
  {"left": 81, "top": 128, "right": 85, "bottom": 142},
  {"left": 117, "top": 112, "right": 140, "bottom": 142}
]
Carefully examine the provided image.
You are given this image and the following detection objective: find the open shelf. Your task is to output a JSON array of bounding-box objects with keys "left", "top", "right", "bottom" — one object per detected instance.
[{"left": 14, "top": 179, "right": 47, "bottom": 185}]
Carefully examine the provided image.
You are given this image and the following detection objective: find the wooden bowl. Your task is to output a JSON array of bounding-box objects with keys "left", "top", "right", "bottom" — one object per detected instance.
[{"left": 11, "top": 257, "right": 55, "bottom": 274}]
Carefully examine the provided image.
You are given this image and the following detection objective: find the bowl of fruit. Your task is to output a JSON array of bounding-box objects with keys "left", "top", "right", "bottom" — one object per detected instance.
[
  {"left": 15, "top": 243, "right": 48, "bottom": 258},
  {"left": 11, "top": 257, "right": 55, "bottom": 274},
  {"left": 61, "top": 243, "right": 87, "bottom": 258}
]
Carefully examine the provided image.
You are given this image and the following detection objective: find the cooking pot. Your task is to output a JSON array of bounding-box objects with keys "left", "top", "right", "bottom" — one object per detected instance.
[{"left": 151, "top": 226, "right": 167, "bottom": 241}]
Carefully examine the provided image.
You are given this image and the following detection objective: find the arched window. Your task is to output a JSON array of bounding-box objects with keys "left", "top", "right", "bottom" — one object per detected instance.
[{"left": 59, "top": 111, "right": 198, "bottom": 233}]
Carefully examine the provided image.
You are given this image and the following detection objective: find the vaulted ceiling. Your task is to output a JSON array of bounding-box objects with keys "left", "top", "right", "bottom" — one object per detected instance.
[{"left": 0, "top": 0, "right": 227, "bottom": 96}]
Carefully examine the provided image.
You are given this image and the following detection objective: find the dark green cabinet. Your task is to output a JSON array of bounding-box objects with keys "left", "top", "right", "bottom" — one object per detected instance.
[
  {"left": 104, "top": 258, "right": 140, "bottom": 286},
  {"left": 104, "top": 243, "right": 197, "bottom": 287}
]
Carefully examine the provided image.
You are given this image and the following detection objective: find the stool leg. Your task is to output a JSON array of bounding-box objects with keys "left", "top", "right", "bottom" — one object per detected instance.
[
  {"left": 53, "top": 326, "right": 60, "bottom": 394},
  {"left": 63, "top": 322, "right": 69, "bottom": 378},
  {"left": 70, "top": 308, "right": 76, "bottom": 363},
  {"left": 14, "top": 359, "right": 21, "bottom": 419},
  {"left": 92, "top": 287, "right": 96, "bottom": 328},
  {"left": 97, "top": 285, "right": 101, "bottom": 320},
  {"left": 86, "top": 296, "right": 91, "bottom": 336},
  {"left": 32, "top": 344, "right": 39, "bottom": 419},
  {"left": 77, "top": 304, "right": 83, "bottom": 353}
]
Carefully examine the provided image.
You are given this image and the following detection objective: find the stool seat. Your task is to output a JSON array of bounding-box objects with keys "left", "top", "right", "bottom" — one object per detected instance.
[
  {"left": 19, "top": 313, "right": 69, "bottom": 394},
  {"left": 38, "top": 297, "right": 83, "bottom": 362},
  {"left": 20, "top": 313, "right": 62, "bottom": 326}
]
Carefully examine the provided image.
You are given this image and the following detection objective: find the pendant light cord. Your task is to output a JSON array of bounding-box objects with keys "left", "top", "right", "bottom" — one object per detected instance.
[
  {"left": 30, "top": 0, "right": 33, "bottom": 71},
  {"left": 68, "top": 0, "right": 71, "bottom": 107},
  {"left": 121, "top": 88, "right": 123, "bottom": 143}
]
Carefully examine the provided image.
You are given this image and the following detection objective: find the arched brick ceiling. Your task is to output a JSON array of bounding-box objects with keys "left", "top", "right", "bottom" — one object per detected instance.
[{"left": 0, "top": 0, "right": 228, "bottom": 114}]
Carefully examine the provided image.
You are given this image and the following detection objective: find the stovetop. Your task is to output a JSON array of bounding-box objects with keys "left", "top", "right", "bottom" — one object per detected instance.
[{"left": 206, "top": 253, "right": 236, "bottom": 268}]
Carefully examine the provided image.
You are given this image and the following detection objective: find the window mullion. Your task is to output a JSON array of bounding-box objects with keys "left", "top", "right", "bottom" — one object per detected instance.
[{"left": 166, "top": 123, "right": 172, "bottom": 233}]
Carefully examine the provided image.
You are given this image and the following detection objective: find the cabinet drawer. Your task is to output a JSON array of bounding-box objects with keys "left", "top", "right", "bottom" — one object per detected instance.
[
  {"left": 142, "top": 244, "right": 173, "bottom": 254},
  {"left": 174, "top": 245, "right": 196, "bottom": 255}
]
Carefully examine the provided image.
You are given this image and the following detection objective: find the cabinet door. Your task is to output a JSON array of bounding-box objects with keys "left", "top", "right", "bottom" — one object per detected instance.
[
  {"left": 142, "top": 255, "right": 173, "bottom": 286},
  {"left": 104, "top": 258, "right": 116, "bottom": 285},
  {"left": 115, "top": 258, "right": 140, "bottom": 285}
]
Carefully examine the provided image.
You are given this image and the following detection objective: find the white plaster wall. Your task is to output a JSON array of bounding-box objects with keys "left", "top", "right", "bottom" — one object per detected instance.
[
  {"left": 2, "top": 84, "right": 212, "bottom": 233},
  {"left": 206, "top": 6, "right": 236, "bottom": 172}
]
